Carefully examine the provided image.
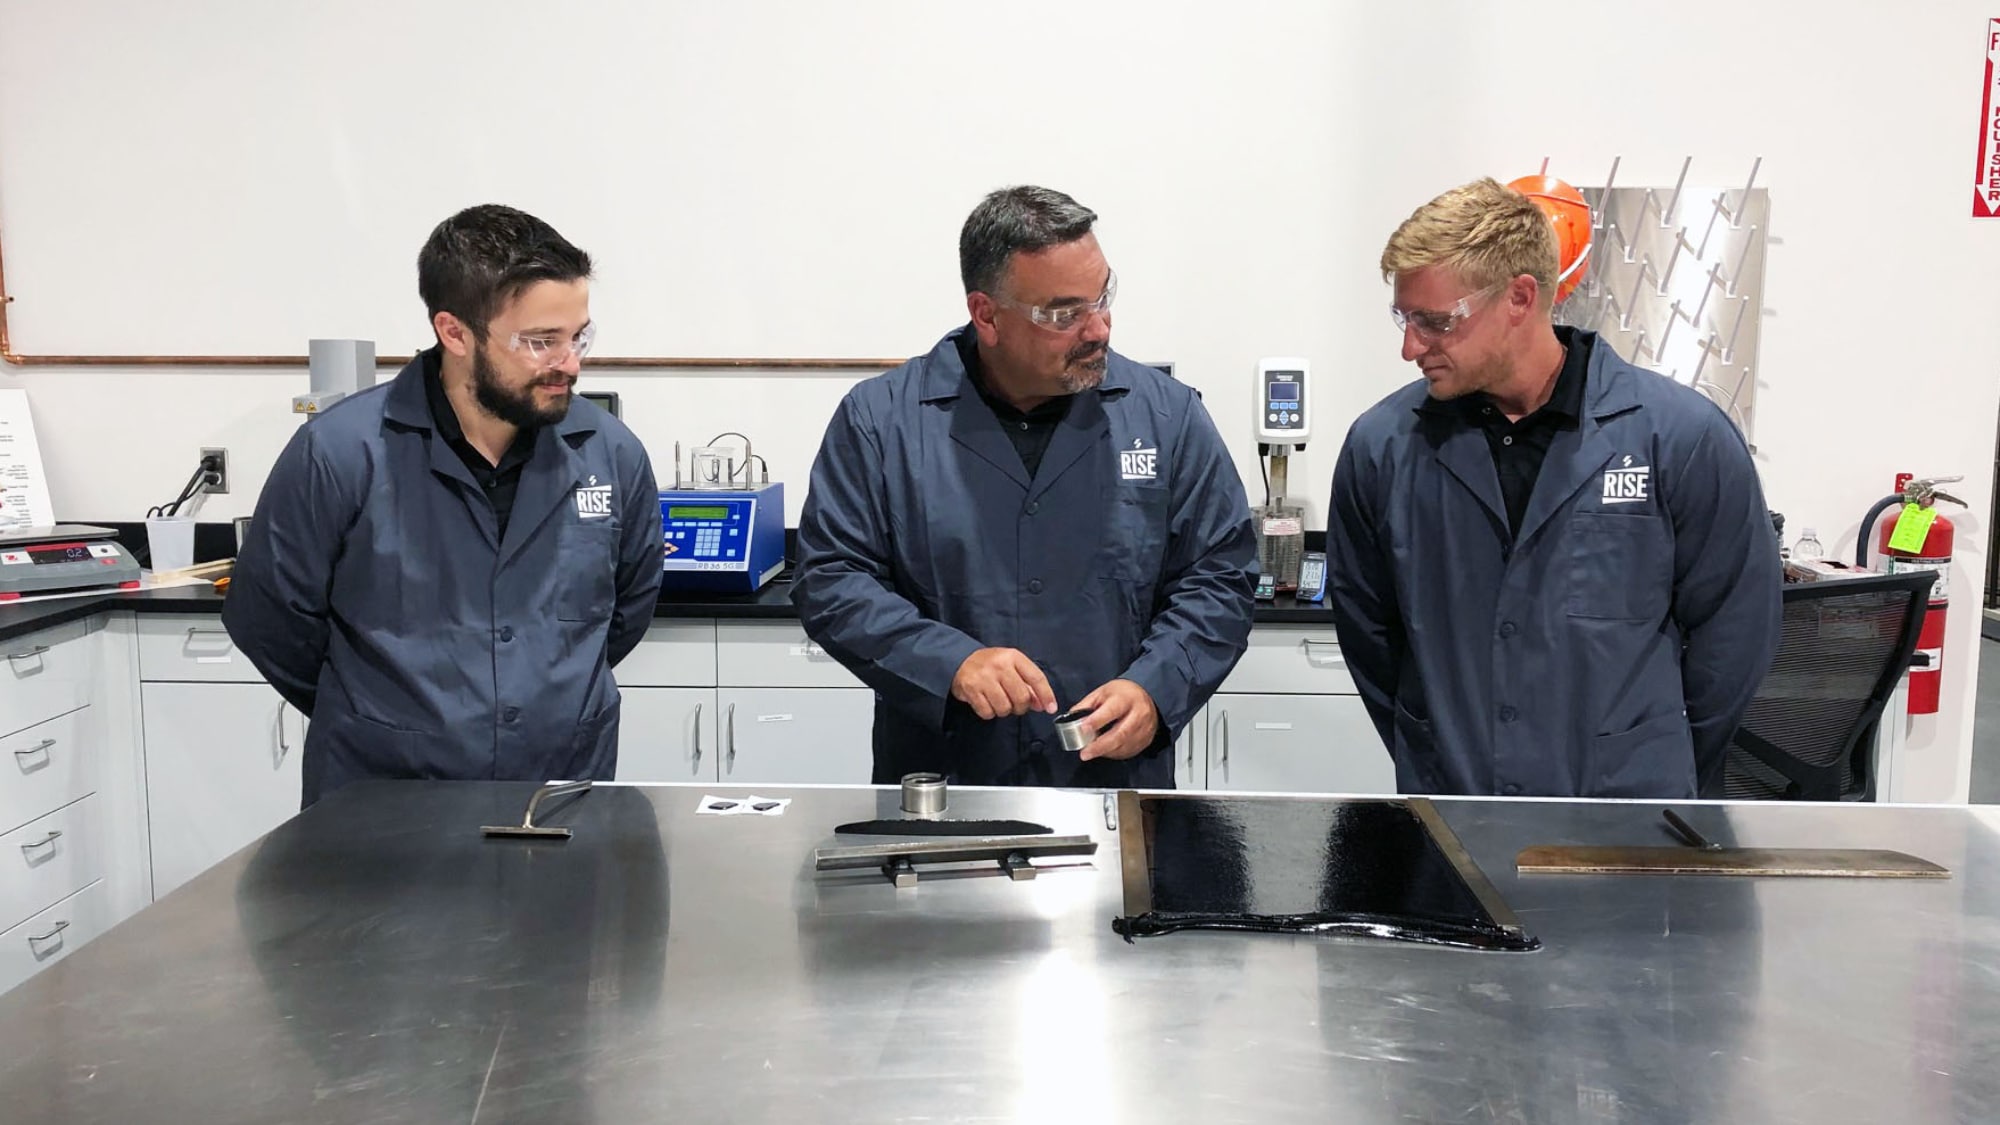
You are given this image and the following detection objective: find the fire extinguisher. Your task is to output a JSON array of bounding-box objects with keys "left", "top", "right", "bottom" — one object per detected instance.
[{"left": 1858, "top": 473, "right": 1966, "bottom": 715}]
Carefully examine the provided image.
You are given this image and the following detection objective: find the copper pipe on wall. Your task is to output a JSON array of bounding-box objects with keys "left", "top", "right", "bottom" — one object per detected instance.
[{"left": 0, "top": 206, "right": 904, "bottom": 371}]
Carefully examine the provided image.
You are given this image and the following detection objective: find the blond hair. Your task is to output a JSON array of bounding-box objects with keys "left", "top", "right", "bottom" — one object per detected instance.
[{"left": 1380, "top": 178, "right": 1560, "bottom": 307}]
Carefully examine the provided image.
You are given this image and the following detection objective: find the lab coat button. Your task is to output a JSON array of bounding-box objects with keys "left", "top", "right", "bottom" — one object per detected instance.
[
  {"left": 1030, "top": 739, "right": 1046, "bottom": 752},
  {"left": 1502, "top": 782, "right": 1521, "bottom": 796},
  {"left": 1026, "top": 501, "right": 1040, "bottom": 516},
  {"left": 1498, "top": 705, "right": 1518, "bottom": 722},
  {"left": 499, "top": 626, "right": 514, "bottom": 642},
  {"left": 1028, "top": 579, "right": 1044, "bottom": 594},
  {"left": 1497, "top": 621, "right": 1517, "bottom": 639},
  {"left": 503, "top": 707, "right": 520, "bottom": 723}
]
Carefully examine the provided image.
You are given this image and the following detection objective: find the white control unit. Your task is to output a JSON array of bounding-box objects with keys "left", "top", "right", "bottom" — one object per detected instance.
[{"left": 1255, "top": 357, "right": 1310, "bottom": 446}]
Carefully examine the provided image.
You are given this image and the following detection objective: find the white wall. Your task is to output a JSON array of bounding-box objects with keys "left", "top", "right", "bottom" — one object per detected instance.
[{"left": 3, "top": 2, "right": 1995, "bottom": 800}]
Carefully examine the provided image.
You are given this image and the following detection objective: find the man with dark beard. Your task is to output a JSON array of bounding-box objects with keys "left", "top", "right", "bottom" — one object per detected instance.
[
  {"left": 226, "top": 205, "right": 662, "bottom": 806},
  {"left": 793, "top": 186, "right": 1256, "bottom": 788}
]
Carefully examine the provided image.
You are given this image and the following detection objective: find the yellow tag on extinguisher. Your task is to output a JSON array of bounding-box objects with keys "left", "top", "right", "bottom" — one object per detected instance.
[{"left": 1887, "top": 503, "right": 1938, "bottom": 553}]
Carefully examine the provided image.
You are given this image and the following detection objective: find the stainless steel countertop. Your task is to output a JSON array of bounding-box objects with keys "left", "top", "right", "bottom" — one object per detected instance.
[{"left": 1, "top": 781, "right": 1995, "bottom": 1123}]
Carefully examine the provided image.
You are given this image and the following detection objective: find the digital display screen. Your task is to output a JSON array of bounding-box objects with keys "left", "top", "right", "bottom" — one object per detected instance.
[
  {"left": 1268, "top": 382, "right": 1300, "bottom": 402},
  {"left": 668, "top": 505, "right": 731, "bottom": 521},
  {"left": 31, "top": 545, "right": 90, "bottom": 566}
]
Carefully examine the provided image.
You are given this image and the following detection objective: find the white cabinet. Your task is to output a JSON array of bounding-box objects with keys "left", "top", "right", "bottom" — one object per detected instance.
[
  {"left": 712, "top": 622, "right": 873, "bottom": 785},
  {"left": 1181, "top": 625, "right": 1392, "bottom": 795},
  {"left": 1203, "top": 694, "right": 1394, "bottom": 795},
  {"left": 139, "top": 682, "right": 302, "bottom": 899},
  {"left": 0, "top": 615, "right": 148, "bottom": 999},
  {"left": 616, "top": 687, "right": 717, "bottom": 782},
  {"left": 715, "top": 687, "right": 875, "bottom": 784}
]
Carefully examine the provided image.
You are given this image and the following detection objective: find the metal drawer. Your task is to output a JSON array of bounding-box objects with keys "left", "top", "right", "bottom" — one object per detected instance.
[
  {"left": 0, "top": 620, "right": 93, "bottom": 738},
  {"left": 0, "top": 708, "right": 94, "bottom": 838},
  {"left": 717, "top": 622, "right": 862, "bottom": 689},
  {"left": 136, "top": 616, "right": 264, "bottom": 683},
  {"left": 613, "top": 622, "right": 718, "bottom": 687},
  {"left": 0, "top": 879, "right": 108, "bottom": 998},
  {"left": 0, "top": 795, "right": 103, "bottom": 934},
  {"left": 1217, "top": 626, "right": 1358, "bottom": 696}
]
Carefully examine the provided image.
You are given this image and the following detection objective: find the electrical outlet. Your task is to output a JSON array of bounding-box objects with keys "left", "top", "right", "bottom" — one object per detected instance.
[{"left": 199, "top": 447, "right": 229, "bottom": 495}]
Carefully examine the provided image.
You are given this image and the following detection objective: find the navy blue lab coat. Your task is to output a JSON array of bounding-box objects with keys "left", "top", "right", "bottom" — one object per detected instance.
[
  {"left": 792, "top": 327, "right": 1258, "bottom": 788},
  {"left": 224, "top": 350, "right": 663, "bottom": 805},
  {"left": 1327, "top": 329, "right": 1780, "bottom": 798}
]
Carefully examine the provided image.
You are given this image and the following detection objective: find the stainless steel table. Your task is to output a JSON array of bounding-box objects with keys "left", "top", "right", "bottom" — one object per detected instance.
[{"left": 0, "top": 781, "right": 1995, "bottom": 1123}]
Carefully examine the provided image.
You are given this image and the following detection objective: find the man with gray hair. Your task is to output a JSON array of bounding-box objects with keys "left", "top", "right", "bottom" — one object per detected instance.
[
  {"left": 794, "top": 185, "right": 1256, "bottom": 788},
  {"left": 1328, "top": 177, "right": 1780, "bottom": 799}
]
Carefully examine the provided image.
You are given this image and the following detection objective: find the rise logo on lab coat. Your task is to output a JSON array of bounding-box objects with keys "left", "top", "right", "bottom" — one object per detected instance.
[
  {"left": 1601, "top": 456, "right": 1651, "bottom": 505},
  {"left": 575, "top": 480, "right": 615, "bottom": 518},
  {"left": 1120, "top": 437, "right": 1159, "bottom": 482}
]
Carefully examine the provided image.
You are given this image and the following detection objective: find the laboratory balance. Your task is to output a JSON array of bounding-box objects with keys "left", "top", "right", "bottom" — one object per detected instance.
[
  {"left": 658, "top": 434, "right": 785, "bottom": 594},
  {"left": 0, "top": 525, "right": 143, "bottom": 600}
]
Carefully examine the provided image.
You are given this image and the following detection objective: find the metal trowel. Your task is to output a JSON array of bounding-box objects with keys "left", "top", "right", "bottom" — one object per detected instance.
[
  {"left": 481, "top": 780, "right": 593, "bottom": 840},
  {"left": 1516, "top": 809, "right": 1950, "bottom": 879}
]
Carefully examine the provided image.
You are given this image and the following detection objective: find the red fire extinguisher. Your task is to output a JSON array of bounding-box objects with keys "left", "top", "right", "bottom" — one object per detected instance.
[{"left": 1863, "top": 473, "right": 1966, "bottom": 715}]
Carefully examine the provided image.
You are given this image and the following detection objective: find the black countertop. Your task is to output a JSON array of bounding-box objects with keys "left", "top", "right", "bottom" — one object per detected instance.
[{"left": 0, "top": 574, "right": 1337, "bottom": 645}]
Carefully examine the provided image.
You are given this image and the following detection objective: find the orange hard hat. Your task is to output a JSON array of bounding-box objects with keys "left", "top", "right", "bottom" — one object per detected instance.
[{"left": 1507, "top": 174, "right": 1593, "bottom": 303}]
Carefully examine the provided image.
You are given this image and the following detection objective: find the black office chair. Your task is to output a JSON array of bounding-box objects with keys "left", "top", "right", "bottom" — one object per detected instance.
[{"left": 1722, "top": 570, "right": 1935, "bottom": 801}]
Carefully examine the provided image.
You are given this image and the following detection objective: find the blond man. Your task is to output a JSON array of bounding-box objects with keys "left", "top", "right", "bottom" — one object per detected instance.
[{"left": 1327, "top": 178, "right": 1780, "bottom": 799}]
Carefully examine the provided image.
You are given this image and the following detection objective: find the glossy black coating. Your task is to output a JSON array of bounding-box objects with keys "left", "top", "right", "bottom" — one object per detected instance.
[
  {"left": 1115, "top": 796, "right": 1539, "bottom": 952},
  {"left": 833, "top": 818, "right": 1054, "bottom": 837}
]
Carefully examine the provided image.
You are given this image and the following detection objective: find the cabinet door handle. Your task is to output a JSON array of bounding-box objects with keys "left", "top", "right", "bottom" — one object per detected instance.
[
  {"left": 12, "top": 738, "right": 55, "bottom": 765},
  {"left": 28, "top": 920, "right": 69, "bottom": 958},
  {"left": 5, "top": 644, "right": 48, "bottom": 662},
  {"left": 184, "top": 627, "right": 229, "bottom": 638},
  {"left": 725, "top": 704, "right": 737, "bottom": 774},
  {"left": 1211, "top": 710, "right": 1230, "bottom": 778},
  {"left": 20, "top": 830, "right": 62, "bottom": 858},
  {"left": 1301, "top": 639, "right": 1346, "bottom": 670},
  {"left": 691, "top": 703, "right": 704, "bottom": 773}
]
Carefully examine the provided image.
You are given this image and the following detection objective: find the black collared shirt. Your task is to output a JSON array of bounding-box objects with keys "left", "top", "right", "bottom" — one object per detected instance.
[
  {"left": 957, "top": 332, "right": 1072, "bottom": 478},
  {"left": 1430, "top": 331, "right": 1591, "bottom": 537},
  {"left": 422, "top": 351, "right": 537, "bottom": 538}
]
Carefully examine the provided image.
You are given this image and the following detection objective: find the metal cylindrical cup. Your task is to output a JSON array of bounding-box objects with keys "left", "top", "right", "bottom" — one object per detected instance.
[
  {"left": 1055, "top": 709, "right": 1095, "bottom": 754},
  {"left": 900, "top": 772, "right": 947, "bottom": 818}
]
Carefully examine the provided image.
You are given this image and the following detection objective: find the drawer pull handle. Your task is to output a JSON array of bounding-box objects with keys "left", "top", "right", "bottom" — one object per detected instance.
[
  {"left": 5, "top": 645, "right": 48, "bottom": 661},
  {"left": 1301, "top": 639, "right": 1346, "bottom": 667},
  {"left": 21, "top": 830, "right": 62, "bottom": 857},
  {"left": 28, "top": 920, "right": 69, "bottom": 957},
  {"left": 185, "top": 627, "right": 230, "bottom": 637},
  {"left": 12, "top": 738, "right": 56, "bottom": 763}
]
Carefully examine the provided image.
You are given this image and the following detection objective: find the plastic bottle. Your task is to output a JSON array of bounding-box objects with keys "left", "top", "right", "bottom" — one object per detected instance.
[{"left": 1793, "top": 528, "right": 1825, "bottom": 561}]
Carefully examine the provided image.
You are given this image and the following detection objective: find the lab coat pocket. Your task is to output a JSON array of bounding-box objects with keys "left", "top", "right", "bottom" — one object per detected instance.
[
  {"left": 332, "top": 707, "right": 438, "bottom": 779},
  {"left": 1391, "top": 698, "right": 1446, "bottom": 791},
  {"left": 1590, "top": 710, "right": 1695, "bottom": 797},
  {"left": 1097, "top": 485, "right": 1172, "bottom": 582},
  {"left": 1565, "top": 513, "right": 1671, "bottom": 621},
  {"left": 557, "top": 522, "right": 622, "bottom": 622},
  {"left": 567, "top": 693, "right": 622, "bottom": 778}
]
